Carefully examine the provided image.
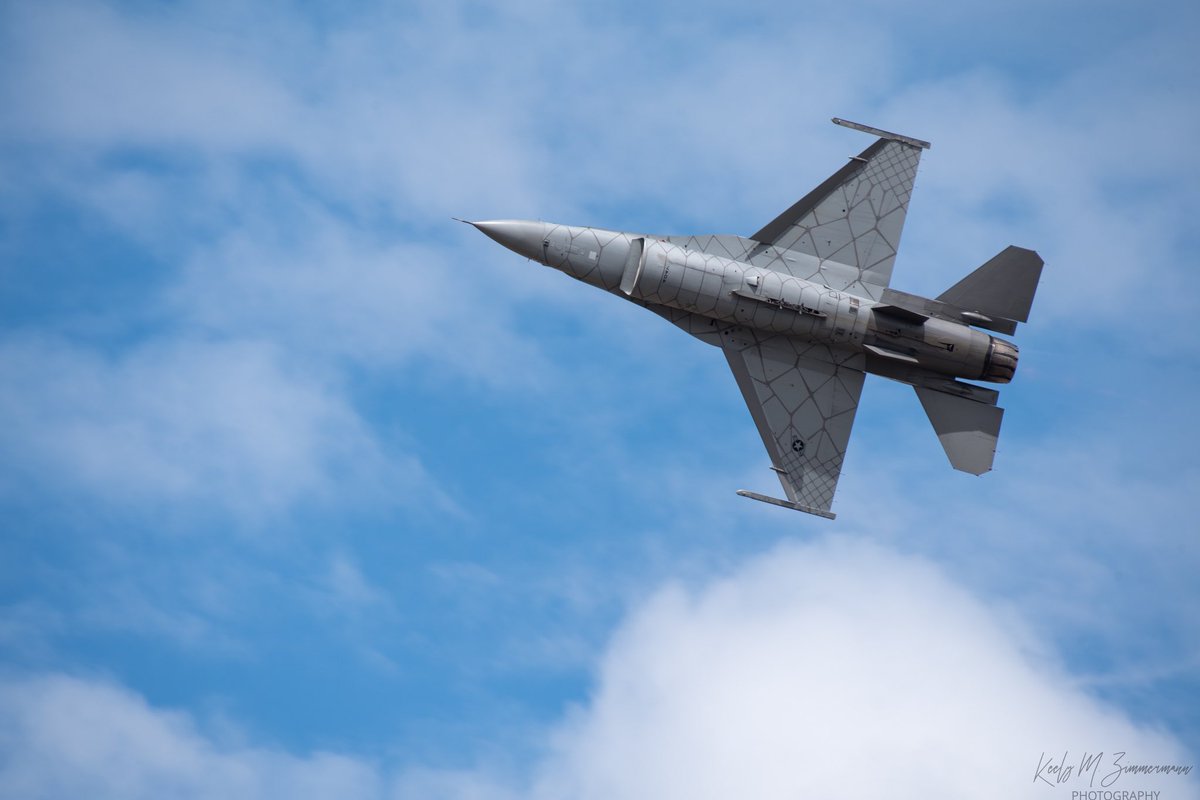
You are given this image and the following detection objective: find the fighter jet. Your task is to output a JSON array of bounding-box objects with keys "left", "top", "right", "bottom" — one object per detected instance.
[{"left": 468, "top": 118, "right": 1043, "bottom": 519}]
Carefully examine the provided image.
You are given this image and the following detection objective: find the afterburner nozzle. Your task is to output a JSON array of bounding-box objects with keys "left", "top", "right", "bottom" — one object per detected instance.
[{"left": 981, "top": 338, "right": 1019, "bottom": 383}]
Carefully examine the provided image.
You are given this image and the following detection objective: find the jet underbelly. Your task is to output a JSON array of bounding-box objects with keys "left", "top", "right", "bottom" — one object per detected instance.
[{"left": 627, "top": 239, "right": 868, "bottom": 345}]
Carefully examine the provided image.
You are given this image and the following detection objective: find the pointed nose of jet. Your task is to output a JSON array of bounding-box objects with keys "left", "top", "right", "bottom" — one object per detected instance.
[{"left": 468, "top": 220, "right": 548, "bottom": 262}]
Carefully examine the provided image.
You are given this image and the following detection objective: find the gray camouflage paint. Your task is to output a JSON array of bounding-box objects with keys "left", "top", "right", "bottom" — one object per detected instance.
[{"left": 469, "top": 119, "right": 1043, "bottom": 519}]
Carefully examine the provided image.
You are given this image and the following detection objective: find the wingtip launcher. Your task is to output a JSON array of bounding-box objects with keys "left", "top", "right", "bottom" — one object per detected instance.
[
  {"left": 831, "top": 117, "right": 932, "bottom": 150},
  {"left": 736, "top": 489, "right": 837, "bottom": 520}
]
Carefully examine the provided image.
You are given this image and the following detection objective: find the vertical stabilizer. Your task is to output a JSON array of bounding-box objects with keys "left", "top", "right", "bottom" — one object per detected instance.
[{"left": 937, "top": 246, "right": 1043, "bottom": 330}]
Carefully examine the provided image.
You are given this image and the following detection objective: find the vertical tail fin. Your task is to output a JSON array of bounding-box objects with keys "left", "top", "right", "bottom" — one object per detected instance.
[{"left": 937, "top": 246, "right": 1044, "bottom": 333}]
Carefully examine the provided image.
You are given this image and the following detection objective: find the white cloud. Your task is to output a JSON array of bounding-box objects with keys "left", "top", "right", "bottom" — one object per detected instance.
[
  {"left": 324, "top": 553, "right": 390, "bottom": 613},
  {"left": 0, "top": 2, "right": 1196, "bottom": 793},
  {"left": 0, "top": 2, "right": 304, "bottom": 149},
  {"left": 2, "top": 542, "right": 1194, "bottom": 799},
  {"left": 0, "top": 674, "right": 383, "bottom": 800},
  {"left": 530, "top": 539, "right": 1195, "bottom": 799},
  {"left": 870, "top": 31, "right": 1200, "bottom": 335},
  {"left": 167, "top": 207, "right": 554, "bottom": 391},
  {"left": 0, "top": 0, "right": 551, "bottom": 218},
  {"left": 6, "top": 0, "right": 1196, "bottom": 355},
  {"left": 0, "top": 335, "right": 438, "bottom": 519},
  {"left": 827, "top": 383, "right": 1200, "bottom": 654}
]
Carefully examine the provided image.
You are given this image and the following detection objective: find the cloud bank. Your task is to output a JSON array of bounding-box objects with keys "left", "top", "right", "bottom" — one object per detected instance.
[{"left": 3, "top": 540, "right": 1193, "bottom": 799}]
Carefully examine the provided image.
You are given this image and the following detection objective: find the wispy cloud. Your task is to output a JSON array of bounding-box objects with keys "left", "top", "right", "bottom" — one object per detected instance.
[
  {"left": 167, "top": 203, "right": 553, "bottom": 390},
  {"left": 0, "top": 1, "right": 551, "bottom": 218},
  {"left": 0, "top": 335, "right": 434, "bottom": 519},
  {"left": 0, "top": 674, "right": 384, "bottom": 800}
]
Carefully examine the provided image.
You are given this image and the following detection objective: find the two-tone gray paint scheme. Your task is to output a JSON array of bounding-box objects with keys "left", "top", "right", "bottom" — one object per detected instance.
[{"left": 468, "top": 118, "right": 1043, "bottom": 519}]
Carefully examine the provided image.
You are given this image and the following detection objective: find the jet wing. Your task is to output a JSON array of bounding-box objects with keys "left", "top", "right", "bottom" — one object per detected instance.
[
  {"left": 720, "top": 328, "right": 866, "bottom": 519},
  {"left": 750, "top": 118, "right": 930, "bottom": 300}
]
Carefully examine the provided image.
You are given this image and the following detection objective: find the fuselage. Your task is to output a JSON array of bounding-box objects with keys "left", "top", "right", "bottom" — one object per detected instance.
[{"left": 474, "top": 220, "right": 1018, "bottom": 386}]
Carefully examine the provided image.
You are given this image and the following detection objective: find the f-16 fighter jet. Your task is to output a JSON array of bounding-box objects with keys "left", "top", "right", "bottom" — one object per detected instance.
[{"left": 468, "top": 118, "right": 1043, "bottom": 519}]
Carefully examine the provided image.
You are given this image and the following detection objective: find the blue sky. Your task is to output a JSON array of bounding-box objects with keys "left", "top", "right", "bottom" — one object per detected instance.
[{"left": 1, "top": 1, "right": 1198, "bottom": 797}]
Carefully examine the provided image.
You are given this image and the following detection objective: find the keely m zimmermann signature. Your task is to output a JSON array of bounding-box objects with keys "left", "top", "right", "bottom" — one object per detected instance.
[{"left": 1034, "top": 751, "right": 1193, "bottom": 788}]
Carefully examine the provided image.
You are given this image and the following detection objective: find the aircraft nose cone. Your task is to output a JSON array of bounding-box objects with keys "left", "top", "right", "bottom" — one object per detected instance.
[{"left": 469, "top": 220, "right": 547, "bottom": 262}]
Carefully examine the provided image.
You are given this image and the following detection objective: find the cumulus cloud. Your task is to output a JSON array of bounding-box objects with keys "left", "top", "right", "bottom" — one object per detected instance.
[
  {"left": 529, "top": 540, "right": 1195, "bottom": 799},
  {"left": 2, "top": 541, "right": 1194, "bottom": 799}
]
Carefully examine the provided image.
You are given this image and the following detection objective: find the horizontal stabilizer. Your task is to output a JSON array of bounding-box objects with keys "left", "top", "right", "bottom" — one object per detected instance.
[
  {"left": 937, "top": 246, "right": 1043, "bottom": 328},
  {"left": 915, "top": 387, "right": 1004, "bottom": 475}
]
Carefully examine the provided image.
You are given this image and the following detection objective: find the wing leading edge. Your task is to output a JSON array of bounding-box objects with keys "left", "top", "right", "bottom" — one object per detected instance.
[{"left": 720, "top": 328, "right": 866, "bottom": 519}]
